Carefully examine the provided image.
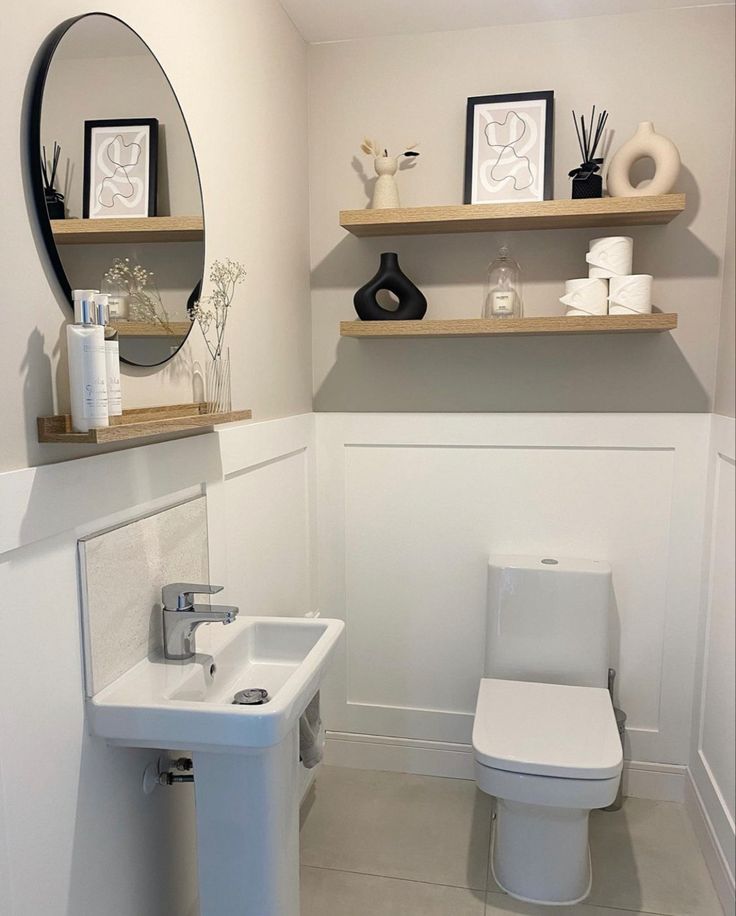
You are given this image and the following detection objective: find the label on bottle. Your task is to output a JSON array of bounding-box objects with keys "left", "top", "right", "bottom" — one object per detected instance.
[
  {"left": 105, "top": 339, "right": 123, "bottom": 416},
  {"left": 82, "top": 339, "right": 108, "bottom": 419},
  {"left": 491, "top": 290, "right": 515, "bottom": 315}
]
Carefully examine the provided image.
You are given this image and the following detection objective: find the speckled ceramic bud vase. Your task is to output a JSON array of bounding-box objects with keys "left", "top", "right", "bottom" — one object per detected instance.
[
  {"left": 353, "top": 252, "right": 427, "bottom": 321},
  {"left": 371, "top": 156, "right": 400, "bottom": 209}
]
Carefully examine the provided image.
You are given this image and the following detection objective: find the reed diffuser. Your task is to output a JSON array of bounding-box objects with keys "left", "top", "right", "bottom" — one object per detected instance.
[
  {"left": 569, "top": 107, "right": 609, "bottom": 199},
  {"left": 41, "top": 141, "right": 65, "bottom": 219}
]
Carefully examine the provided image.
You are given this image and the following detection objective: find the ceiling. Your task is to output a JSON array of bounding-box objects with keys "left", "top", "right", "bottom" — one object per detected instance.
[{"left": 280, "top": 0, "right": 733, "bottom": 43}]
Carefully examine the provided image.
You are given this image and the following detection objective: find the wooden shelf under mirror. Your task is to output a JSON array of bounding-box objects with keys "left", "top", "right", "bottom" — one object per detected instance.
[
  {"left": 340, "top": 194, "right": 686, "bottom": 237},
  {"left": 340, "top": 313, "right": 678, "bottom": 338},
  {"left": 111, "top": 321, "right": 191, "bottom": 338},
  {"left": 38, "top": 403, "right": 252, "bottom": 444},
  {"left": 51, "top": 216, "right": 204, "bottom": 244}
]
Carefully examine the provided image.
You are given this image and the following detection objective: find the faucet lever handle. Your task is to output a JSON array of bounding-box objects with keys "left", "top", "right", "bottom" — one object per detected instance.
[{"left": 162, "top": 582, "right": 224, "bottom": 611}]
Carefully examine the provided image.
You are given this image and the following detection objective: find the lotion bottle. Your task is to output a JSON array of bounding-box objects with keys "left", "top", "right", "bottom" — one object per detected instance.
[
  {"left": 68, "top": 290, "right": 108, "bottom": 432},
  {"left": 96, "top": 294, "right": 122, "bottom": 417}
]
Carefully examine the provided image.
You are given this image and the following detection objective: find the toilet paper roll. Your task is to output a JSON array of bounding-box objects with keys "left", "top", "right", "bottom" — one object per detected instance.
[
  {"left": 560, "top": 278, "right": 609, "bottom": 316},
  {"left": 586, "top": 236, "right": 634, "bottom": 278},
  {"left": 608, "top": 274, "right": 653, "bottom": 314}
]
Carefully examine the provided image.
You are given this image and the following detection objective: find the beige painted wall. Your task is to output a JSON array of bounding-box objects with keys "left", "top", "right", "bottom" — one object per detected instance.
[
  {"left": 308, "top": 6, "right": 735, "bottom": 413},
  {"left": 714, "top": 139, "right": 735, "bottom": 419},
  {"left": 0, "top": 0, "right": 311, "bottom": 472}
]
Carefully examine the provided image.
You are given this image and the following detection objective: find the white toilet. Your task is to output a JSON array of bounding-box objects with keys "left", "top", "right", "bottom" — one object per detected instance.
[{"left": 473, "top": 556, "right": 623, "bottom": 906}]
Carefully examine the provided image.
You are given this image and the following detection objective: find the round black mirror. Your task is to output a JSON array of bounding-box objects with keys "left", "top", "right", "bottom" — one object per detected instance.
[{"left": 29, "top": 13, "right": 204, "bottom": 367}]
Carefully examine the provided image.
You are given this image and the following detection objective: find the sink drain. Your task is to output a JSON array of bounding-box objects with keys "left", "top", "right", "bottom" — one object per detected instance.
[{"left": 232, "top": 688, "right": 269, "bottom": 706}]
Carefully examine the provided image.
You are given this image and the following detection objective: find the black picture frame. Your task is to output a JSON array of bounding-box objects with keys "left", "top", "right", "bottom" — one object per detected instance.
[
  {"left": 463, "top": 91, "right": 554, "bottom": 205},
  {"left": 82, "top": 117, "right": 158, "bottom": 219}
]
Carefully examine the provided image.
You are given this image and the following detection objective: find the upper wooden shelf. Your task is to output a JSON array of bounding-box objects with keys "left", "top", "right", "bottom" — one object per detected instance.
[
  {"left": 340, "top": 194, "right": 686, "bottom": 237},
  {"left": 51, "top": 216, "right": 204, "bottom": 245},
  {"left": 340, "top": 314, "right": 678, "bottom": 338},
  {"left": 38, "top": 403, "right": 251, "bottom": 444}
]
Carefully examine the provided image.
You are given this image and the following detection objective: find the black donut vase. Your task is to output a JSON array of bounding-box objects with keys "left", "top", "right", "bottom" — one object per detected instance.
[{"left": 353, "top": 252, "right": 427, "bottom": 320}]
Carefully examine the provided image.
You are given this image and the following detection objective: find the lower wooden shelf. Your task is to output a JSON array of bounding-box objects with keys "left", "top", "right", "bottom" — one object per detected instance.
[
  {"left": 340, "top": 313, "right": 678, "bottom": 338},
  {"left": 111, "top": 321, "right": 191, "bottom": 338},
  {"left": 38, "top": 403, "right": 252, "bottom": 444}
]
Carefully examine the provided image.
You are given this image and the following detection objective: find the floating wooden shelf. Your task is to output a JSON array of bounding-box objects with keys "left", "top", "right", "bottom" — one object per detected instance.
[
  {"left": 340, "top": 194, "right": 685, "bottom": 237},
  {"left": 340, "top": 313, "right": 678, "bottom": 338},
  {"left": 111, "top": 320, "right": 191, "bottom": 338},
  {"left": 38, "top": 403, "right": 251, "bottom": 444},
  {"left": 51, "top": 216, "right": 204, "bottom": 244}
]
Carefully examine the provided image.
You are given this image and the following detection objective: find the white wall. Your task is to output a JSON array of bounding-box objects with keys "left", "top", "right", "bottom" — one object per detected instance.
[
  {"left": 308, "top": 5, "right": 735, "bottom": 414},
  {"left": 688, "top": 414, "right": 736, "bottom": 909},
  {"left": 317, "top": 413, "right": 709, "bottom": 775},
  {"left": 0, "top": 0, "right": 312, "bottom": 472},
  {"left": 714, "top": 140, "right": 735, "bottom": 419},
  {"left": 0, "top": 414, "right": 317, "bottom": 915}
]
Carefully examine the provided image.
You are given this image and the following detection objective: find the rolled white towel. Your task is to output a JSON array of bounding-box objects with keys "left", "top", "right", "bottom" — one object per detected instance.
[
  {"left": 299, "top": 692, "right": 324, "bottom": 770},
  {"left": 608, "top": 274, "right": 653, "bottom": 314},
  {"left": 586, "top": 236, "right": 633, "bottom": 278},
  {"left": 560, "top": 278, "right": 609, "bottom": 316}
]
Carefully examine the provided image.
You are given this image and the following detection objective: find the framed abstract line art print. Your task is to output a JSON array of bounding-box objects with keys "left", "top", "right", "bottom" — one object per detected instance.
[
  {"left": 83, "top": 118, "right": 158, "bottom": 218},
  {"left": 463, "top": 92, "right": 554, "bottom": 205}
]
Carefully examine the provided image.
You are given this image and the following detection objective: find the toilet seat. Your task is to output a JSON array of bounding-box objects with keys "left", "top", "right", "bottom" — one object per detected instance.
[{"left": 473, "top": 678, "right": 622, "bottom": 780}]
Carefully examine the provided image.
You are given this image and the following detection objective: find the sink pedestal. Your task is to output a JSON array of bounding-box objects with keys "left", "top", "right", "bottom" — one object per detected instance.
[{"left": 193, "top": 729, "right": 300, "bottom": 916}]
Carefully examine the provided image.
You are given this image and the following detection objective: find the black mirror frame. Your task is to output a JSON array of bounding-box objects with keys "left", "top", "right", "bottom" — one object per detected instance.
[{"left": 26, "top": 11, "right": 205, "bottom": 368}]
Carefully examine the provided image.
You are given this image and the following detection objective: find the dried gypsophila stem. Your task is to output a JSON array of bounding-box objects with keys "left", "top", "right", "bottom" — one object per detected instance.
[{"left": 190, "top": 258, "right": 246, "bottom": 361}]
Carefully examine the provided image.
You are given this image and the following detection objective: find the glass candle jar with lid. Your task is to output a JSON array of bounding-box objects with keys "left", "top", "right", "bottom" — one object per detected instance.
[{"left": 483, "top": 245, "right": 523, "bottom": 319}]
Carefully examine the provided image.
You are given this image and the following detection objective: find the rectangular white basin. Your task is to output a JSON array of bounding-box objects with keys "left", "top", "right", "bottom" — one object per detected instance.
[{"left": 88, "top": 616, "right": 344, "bottom": 752}]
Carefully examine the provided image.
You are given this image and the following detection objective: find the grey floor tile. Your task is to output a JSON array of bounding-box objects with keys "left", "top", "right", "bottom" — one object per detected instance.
[
  {"left": 301, "top": 866, "right": 485, "bottom": 916},
  {"left": 587, "top": 799, "right": 723, "bottom": 915},
  {"left": 485, "top": 893, "right": 645, "bottom": 914},
  {"left": 299, "top": 766, "right": 492, "bottom": 890}
]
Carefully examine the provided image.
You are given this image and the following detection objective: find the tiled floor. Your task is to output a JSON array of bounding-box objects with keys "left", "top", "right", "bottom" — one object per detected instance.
[{"left": 300, "top": 766, "right": 723, "bottom": 916}]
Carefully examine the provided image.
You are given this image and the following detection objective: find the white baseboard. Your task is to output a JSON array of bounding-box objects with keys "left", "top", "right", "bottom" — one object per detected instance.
[
  {"left": 685, "top": 769, "right": 735, "bottom": 915},
  {"left": 623, "top": 760, "right": 687, "bottom": 802},
  {"left": 325, "top": 732, "right": 687, "bottom": 802},
  {"left": 325, "top": 731, "right": 475, "bottom": 779}
]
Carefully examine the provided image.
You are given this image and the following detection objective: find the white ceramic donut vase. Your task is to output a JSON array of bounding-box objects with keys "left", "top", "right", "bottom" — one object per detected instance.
[{"left": 607, "top": 121, "right": 680, "bottom": 197}]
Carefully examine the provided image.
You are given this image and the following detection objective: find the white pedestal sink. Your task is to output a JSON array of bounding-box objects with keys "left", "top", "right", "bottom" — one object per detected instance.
[{"left": 88, "top": 616, "right": 344, "bottom": 916}]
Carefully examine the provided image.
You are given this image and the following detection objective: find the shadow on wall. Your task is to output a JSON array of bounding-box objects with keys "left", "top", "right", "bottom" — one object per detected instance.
[
  {"left": 313, "top": 166, "right": 714, "bottom": 413},
  {"left": 66, "top": 740, "right": 198, "bottom": 916},
  {"left": 315, "top": 329, "right": 709, "bottom": 414}
]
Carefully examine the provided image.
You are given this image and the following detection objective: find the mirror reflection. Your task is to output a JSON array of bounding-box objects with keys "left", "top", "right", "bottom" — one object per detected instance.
[{"left": 36, "top": 14, "right": 204, "bottom": 366}]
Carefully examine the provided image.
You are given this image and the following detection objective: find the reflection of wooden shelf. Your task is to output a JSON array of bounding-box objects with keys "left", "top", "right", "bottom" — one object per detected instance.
[
  {"left": 340, "top": 194, "right": 686, "bottom": 237},
  {"left": 111, "top": 321, "right": 191, "bottom": 338},
  {"left": 340, "top": 314, "right": 678, "bottom": 338},
  {"left": 38, "top": 403, "right": 252, "bottom": 444},
  {"left": 51, "top": 216, "right": 204, "bottom": 244}
]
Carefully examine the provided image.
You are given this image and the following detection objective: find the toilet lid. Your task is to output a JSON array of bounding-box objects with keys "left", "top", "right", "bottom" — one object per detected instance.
[{"left": 472, "top": 678, "right": 623, "bottom": 780}]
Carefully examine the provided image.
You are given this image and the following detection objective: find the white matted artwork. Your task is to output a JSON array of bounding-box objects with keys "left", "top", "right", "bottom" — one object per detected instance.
[
  {"left": 464, "top": 92, "right": 554, "bottom": 205},
  {"left": 83, "top": 117, "right": 158, "bottom": 218}
]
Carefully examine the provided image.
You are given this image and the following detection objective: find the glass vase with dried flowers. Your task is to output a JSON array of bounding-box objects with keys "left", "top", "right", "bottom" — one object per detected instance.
[
  {"left": 190, "top": 259, "right": 246, "bottom": 414},
  {"left": 102, "top": 257, "right": 173, "bottom": 330}
]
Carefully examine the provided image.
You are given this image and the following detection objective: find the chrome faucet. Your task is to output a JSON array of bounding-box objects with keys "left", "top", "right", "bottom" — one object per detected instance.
[{"left": 162, "top": 582, "right": 239, "bottom": 660}]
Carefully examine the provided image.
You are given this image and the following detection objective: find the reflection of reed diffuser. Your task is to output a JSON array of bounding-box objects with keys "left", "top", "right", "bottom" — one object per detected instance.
[
  {"left": 41, "top": 141, "right": 65, "bottom": 219},
  {"left": 569, "top": 107, "right": 609, "bottom": 199}
]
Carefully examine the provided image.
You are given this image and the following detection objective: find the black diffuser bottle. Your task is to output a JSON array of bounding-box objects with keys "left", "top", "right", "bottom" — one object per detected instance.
[{"left": 353, "top": 252, "right": 427, "bottom": 321}]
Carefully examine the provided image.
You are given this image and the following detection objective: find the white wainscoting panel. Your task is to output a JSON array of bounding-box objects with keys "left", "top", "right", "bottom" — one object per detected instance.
[
  {"left": 317, "top": 414, "right": 710, "bottom": 769},
  {"left": 204, "top": 414, "right": 317, "bottom": 625},
  {"left": 690, "top": 413, "right": 735, "bottom": 911}
]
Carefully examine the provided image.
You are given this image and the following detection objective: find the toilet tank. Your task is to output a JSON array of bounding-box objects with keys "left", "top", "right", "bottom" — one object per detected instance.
[{"left": 485, "top": 555, "right": 611, "bottom": 688}]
